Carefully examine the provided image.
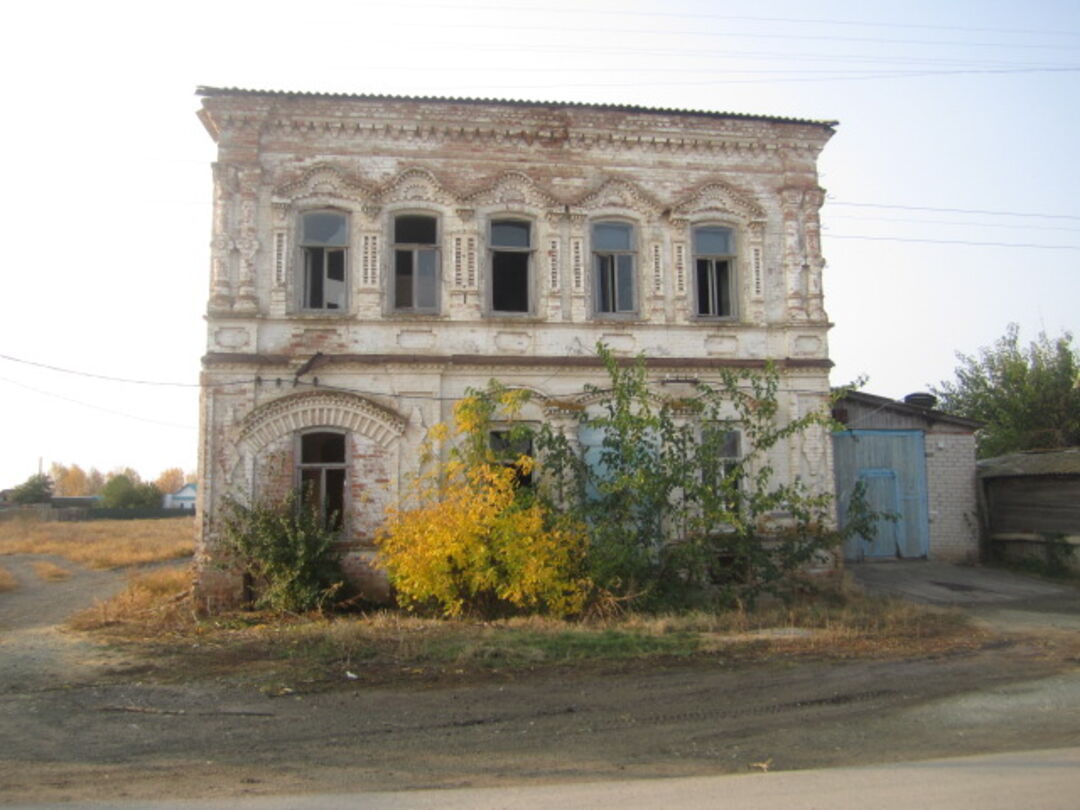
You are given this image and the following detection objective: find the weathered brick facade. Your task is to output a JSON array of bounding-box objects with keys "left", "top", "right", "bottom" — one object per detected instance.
[{"left": 194, "top": 87, "right": 838, "bottom": 608}]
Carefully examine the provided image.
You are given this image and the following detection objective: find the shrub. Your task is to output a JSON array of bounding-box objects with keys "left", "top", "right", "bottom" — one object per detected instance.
[
  {"left": 535, "top": 344, "right": 858, "bottom": 610},
  {"left": 377, "top": 385, "right": 590, "bottom": 619},
  {"left": 218, "top": 493, "right": 344, "bottom": 613}
]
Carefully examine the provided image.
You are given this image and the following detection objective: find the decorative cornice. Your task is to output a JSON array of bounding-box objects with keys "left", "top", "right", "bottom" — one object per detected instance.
[{"left": 204, "top": 351, "right": 832, "bottom": 371}]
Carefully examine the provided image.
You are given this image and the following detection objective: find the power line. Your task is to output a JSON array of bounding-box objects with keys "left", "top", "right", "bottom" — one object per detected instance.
[
  {"left": 397, "top": 3, "right": 1080, "bottom": 40},
  {"left": 0, "top": 353, "right": 200, "bottom": 387},
  {"left": 827, "top": 200, "right": 1080, "bottom": 221},
  {"left": 826, "top": 234, "right": 1080, "bottom": 250},
  {"left": 0, "top": 376, "right": 197, "bottom": 430},
  {"left": 826, "top": 213, "right": 1080, "bottom": 234}
]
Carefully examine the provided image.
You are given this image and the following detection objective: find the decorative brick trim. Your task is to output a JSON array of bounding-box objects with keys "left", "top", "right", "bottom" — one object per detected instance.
[{"left": 237, "top": 391, "right": 406, "bottom": 452}]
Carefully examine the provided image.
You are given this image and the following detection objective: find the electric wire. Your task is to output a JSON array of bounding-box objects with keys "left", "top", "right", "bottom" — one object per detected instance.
[
  {"left": 0, "top": 375, "right": 197, "bottom": 431},
  {"left": 393, "top": 2, "right": 1080, "bottom": 40}
]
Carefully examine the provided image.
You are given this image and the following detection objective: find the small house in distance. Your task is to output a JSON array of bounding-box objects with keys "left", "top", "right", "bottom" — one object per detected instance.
[
  {"left": 163, "top": 483, "right": 197, "bottom": 511},
  {"left": 833, "top": 391, "right": 981, "bottom": 563}
]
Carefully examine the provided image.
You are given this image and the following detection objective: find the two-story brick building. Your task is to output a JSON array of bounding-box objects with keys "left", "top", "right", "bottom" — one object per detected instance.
[{"left": 193, "top": 87, "right": 837, "bottom": 608}]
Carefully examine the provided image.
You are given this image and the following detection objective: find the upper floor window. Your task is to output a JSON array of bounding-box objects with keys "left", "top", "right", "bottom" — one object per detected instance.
[
  {"left": 592, "top": 221, "right": 635, "bottom": 314},
  {"left": 301, "top": 211, "right": 348, "bottom": 311},
  {"left": 693, "top": 226, "right": 735, "bottom": 318},
  {"left": 393, "top": 214, "right": 438, "bottom": 312},
  {"left": 297, "top": 431, "right": 346, "bottom": 531},
  {"left": 490, "top": 219, "right": 532, "bottom": 314}
]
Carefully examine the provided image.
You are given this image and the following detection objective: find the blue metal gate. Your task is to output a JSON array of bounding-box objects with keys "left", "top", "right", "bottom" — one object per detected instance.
[{"left": 833, "top": 430, "right": 930, "bottom": 561}]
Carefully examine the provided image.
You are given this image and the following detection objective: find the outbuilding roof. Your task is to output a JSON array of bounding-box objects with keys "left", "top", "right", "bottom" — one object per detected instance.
[
  {"left": 196, "top": 86, "right": 838, "bottom": 131},
  {"left": 977, "top": 447, "right": 1080, "bottom": 478},
  {"left": 836, "top": 390, "right": 983, "bottom": 431}
]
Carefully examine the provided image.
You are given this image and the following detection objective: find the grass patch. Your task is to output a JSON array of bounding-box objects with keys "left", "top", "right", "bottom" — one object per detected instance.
[
  {"left": 69, "top": 566, "right": 193, "bottom": 634},
  {"left": 31, "top": 560, "right": 72, "bottom": 582},
  {"left": 73, "top": 571, "right": 982, "bottom": 690},
  {"left": 0, "top": 565, "right": 17, "bottom": 592},
  {"left": 0, "top": 517, "right": 194, "bottom": 569}
]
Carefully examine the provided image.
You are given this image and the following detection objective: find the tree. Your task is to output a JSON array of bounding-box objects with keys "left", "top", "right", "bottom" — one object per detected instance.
[
  {"left": 932, "top": 324, "right": 1080, "bottom": 458},
  {"left": 155, "top": 467, "right": 185, "bottom": 494},
  {"left": 49, "top": 463, "right": 89, "bottom": 496},
  {"left": 99, "top": 474, "right": 161, "bottom": 509},
  {"left": 10, "top": 473, "right": 53, "bottom": 504},
  {"left": 85, "top": 468, "right": 106, "bottom": 495}
]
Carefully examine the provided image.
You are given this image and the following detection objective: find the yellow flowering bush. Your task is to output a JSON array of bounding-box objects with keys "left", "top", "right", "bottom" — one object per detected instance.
[{"left": 376, "top": 386, "right": 590, "bottom": 618}]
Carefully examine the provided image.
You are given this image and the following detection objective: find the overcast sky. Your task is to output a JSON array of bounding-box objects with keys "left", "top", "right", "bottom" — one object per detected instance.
[{"left": 1, "top": 0, "right": 1077, "bottom": 488}]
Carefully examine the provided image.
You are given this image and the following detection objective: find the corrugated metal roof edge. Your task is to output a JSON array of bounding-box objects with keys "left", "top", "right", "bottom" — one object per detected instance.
[{"left": 196, "top": 86, "right": 838, "bottom": 130}]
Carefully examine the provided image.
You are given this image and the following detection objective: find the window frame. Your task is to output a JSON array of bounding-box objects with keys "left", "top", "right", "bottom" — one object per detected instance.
[
  {"left": 299, "top": 209, "right": 350, "bottom": 313},
  {"left": 391, "top": 212, "right": 441, "bottom": 314},
  {"left": 295, "top": 430, "right": 348, "bottom": 531},
  {"left": 591, "top": 220, "right": 638, "bottom": 317},
  {"left": 488, "top": 427, "right": 535, "bottom": 488},
  {"left": 700, "top": 425, "right": 742, "bottom": 513},
  {"left": 488, "top": 217, "right": 534, "bottom": 316},
  {"left": 692, "top": 224, "right": 737, "bottom": 320}
]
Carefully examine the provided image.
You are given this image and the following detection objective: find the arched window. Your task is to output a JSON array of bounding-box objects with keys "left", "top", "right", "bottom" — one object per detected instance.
[
  {"left": 393, "top": 214, "right": 439, "bottom": 312},
  {"left": 297, "top": 431, "right": 346, "bottom": 530},
  {"left": 489, "top": 218, "right": 532, "bottom": 314},
  {"left": 592, "top": 221, "right": 636, "bottom": 314},
  {"left": 300, "top": 211, "right": 349, "bottom": 311},
  {"left": 693, "top": 225, "right": 736, "bottom": 318}
]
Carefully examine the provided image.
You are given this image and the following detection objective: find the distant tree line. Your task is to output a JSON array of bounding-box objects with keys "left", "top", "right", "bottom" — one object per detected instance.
[{"left": 7, "top": 465, "right": 194, "bottom": 508}]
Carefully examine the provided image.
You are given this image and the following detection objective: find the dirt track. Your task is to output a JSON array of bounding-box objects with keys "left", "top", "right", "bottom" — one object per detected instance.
[{"left": 1, "top": 555, "right": 1078, "bottom": 805}]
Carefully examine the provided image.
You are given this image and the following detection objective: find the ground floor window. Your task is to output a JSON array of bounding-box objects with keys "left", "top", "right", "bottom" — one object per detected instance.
[
  {"left": 489, "top": 429, "right": 534, "bottom": 488},
  {"left": 298, "top": 431, "right": 346, "bottom": 530}
]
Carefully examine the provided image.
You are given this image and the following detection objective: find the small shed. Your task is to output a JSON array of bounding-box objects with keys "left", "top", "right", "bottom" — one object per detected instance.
[
  {"left": 977, "top": 448, "right": 1080, "bottom": 571},
  {"left": 833, "top": 391, "right": 981, "bottom": 563}
]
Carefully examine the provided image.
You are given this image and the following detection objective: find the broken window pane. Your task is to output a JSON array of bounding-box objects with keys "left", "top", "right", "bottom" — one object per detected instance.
[
  {"left": 395, "top": 215, "right": 436, "bottom": 244},
  {"left": 394, "top": 215, "right": 438, "bottom": 311},
  {"left": 492, "top": 251, "right": 529, "bottom": 312},
  {"left": 395, "top": 250, "right": 414, "bottom": 309},
  {"left": 301, "top": 431, "right": 346, "bottom": 464}
]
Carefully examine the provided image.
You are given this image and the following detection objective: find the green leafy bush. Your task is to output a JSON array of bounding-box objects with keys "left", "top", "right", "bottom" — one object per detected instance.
[
  {"left": 535, "top": 344, "right": 862, "bottom": 610},
  {"left": 219, "top": 493, "right": 344, "bottom": 613}
]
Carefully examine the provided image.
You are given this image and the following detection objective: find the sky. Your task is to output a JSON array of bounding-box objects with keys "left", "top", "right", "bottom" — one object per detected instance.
[{"left": 1, "top": 0, "right": 1077, "bottom": 488}]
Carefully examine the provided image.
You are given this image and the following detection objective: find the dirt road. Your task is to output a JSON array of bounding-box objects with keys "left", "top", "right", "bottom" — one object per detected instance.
[{"left": 1, "top": 556, "right": 1078, "bottom": 805}]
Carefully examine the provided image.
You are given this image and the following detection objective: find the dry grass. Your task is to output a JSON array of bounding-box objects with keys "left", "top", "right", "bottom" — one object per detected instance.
[
  {"left": 69, "top": 566, "right": 193, "bottom": 634},
  {"left": 0, "top": 565, "right": 18, "bottom": 592},
  {"left": 72, "top": 570, "right": 981, "bottom": 689},
  {"left": 0, "top": 517, "right": 195, "bottom": 569},
  {"left": 31, "top": 561, "right": 72, "bottom": 582}
]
